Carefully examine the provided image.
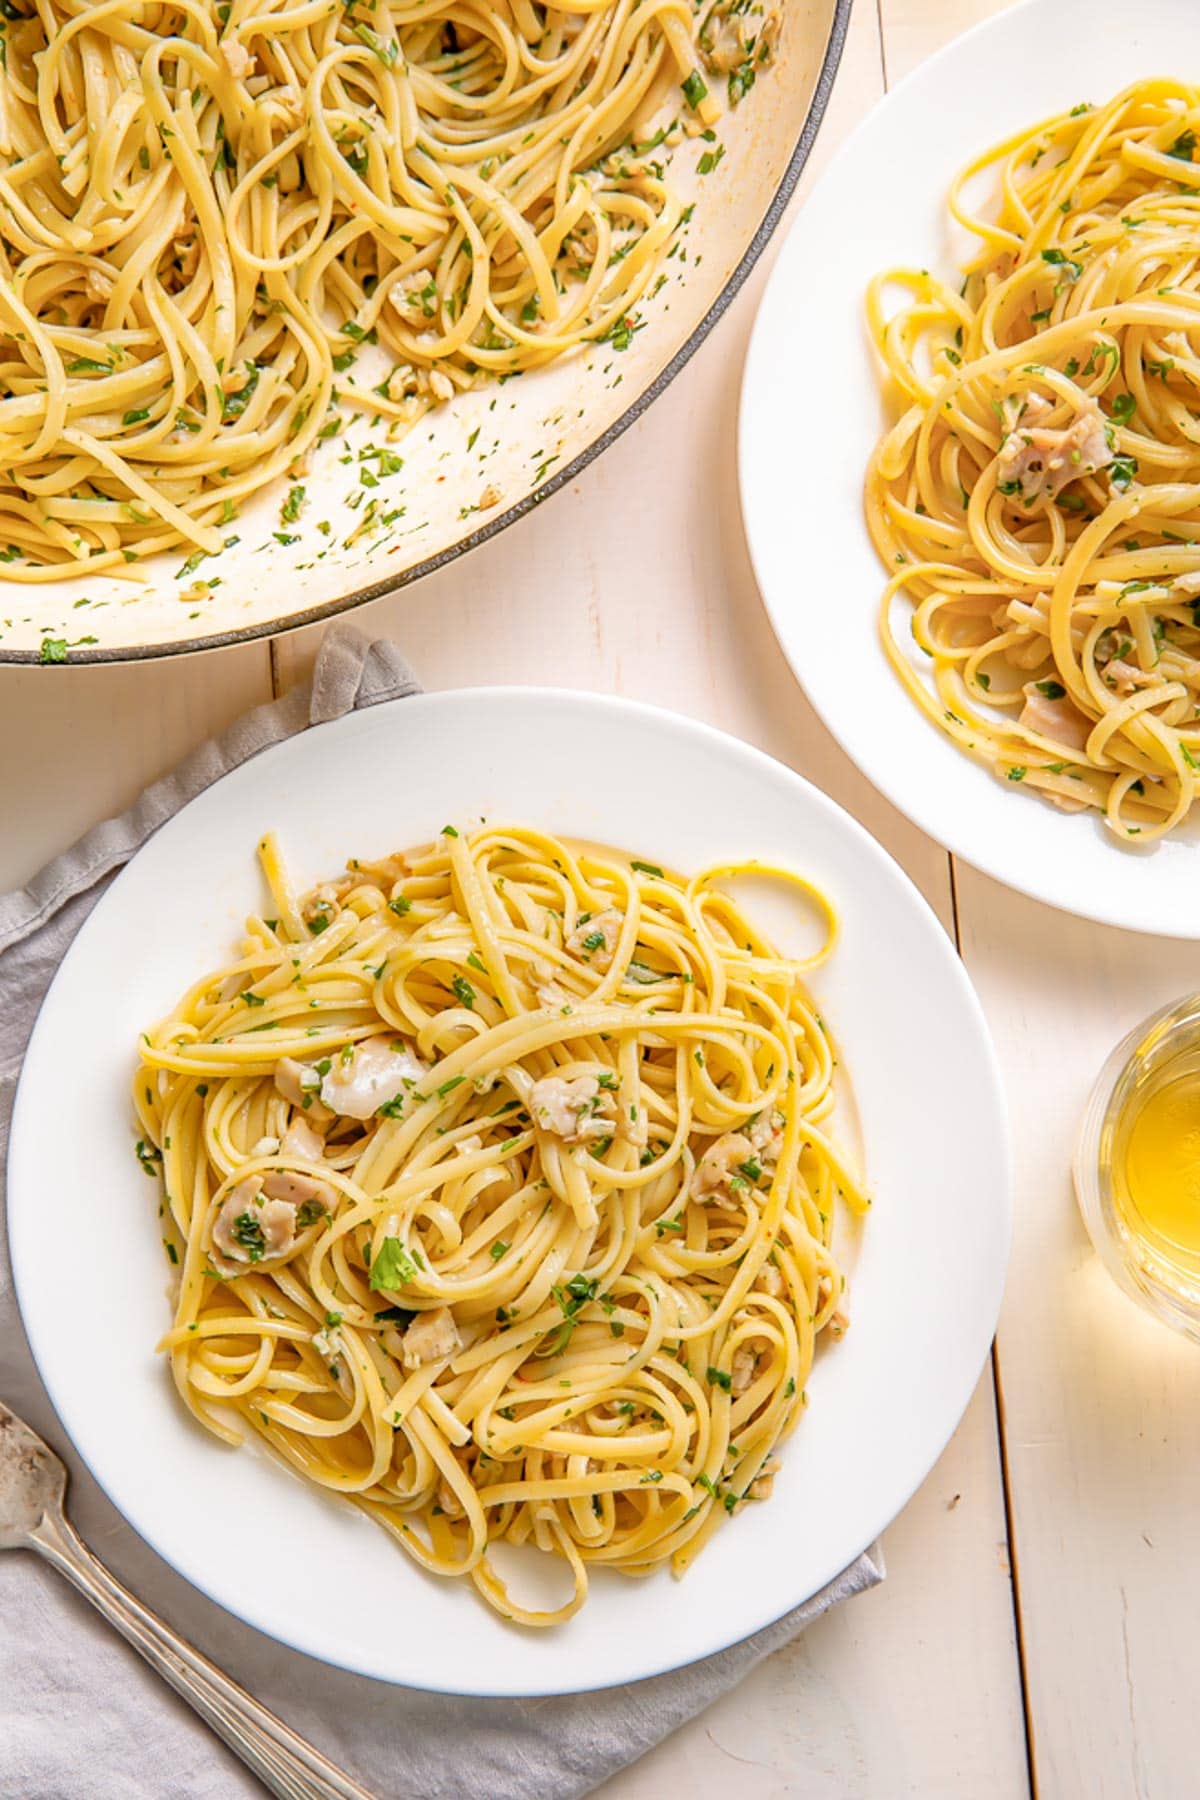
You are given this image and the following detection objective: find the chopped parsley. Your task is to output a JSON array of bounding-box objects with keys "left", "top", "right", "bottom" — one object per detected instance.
[
  {"left": 135, "top": 1138, "right": 162, "bottom": 1176},
  {"left": 354, "top": 22, "right": 398, "bottom": 65},
  {"left": 681, "top": 71, "right": 707, "bottom": 110},
  {"left": 369, "top": 1237, "right": 417, "bottom": 1289},
  {"left": 376, "top": 1304, "right": 414, "bottom": 1328},
  {"left": 220, "top": 362, "right": 260, "bottom": 420},
  {"left": 546, "top": 1274, "right": 599, "bottom": 1354},
  {"left": 232, "top": 1211, "right": 266, "bottom": 1261},
  {"left": 1039, "top": 247, "right": 1082, "bottom": 282},
  {"left": 602, "top": 313, "right": 641, "bottom": 352}
]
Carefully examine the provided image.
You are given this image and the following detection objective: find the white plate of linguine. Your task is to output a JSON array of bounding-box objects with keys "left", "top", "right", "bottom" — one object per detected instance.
[
  {"left": 741, "top": 0, "right": 1200, "bottom": 937},
  {"left": 9, "top": 689, "right": 1008, "bottom": 1693}
]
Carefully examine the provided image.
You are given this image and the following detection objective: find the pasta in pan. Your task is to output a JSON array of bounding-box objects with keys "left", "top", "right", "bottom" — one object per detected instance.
[
  {"left": 867, "top": 79, "right": 1200, "bottom": 842},
  {"left": 0, "top": 0, "right": 777, "bottom": 577},
  {"left": 134, "top": 824, "right": 865, "bottom": 1625}
]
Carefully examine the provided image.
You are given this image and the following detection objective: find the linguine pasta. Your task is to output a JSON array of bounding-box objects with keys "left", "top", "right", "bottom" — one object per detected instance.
[
  {"left": 867, "top": 79, "right": 1200, "bottom": 842},
  {"left": 134, "top": 824, "right": 864, "bottom": 1626},
  {"left": 0, "top": 0, "right": 776, "bottom": 578}
]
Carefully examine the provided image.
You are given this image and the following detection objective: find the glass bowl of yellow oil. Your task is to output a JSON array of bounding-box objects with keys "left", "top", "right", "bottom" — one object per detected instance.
[{"left": 1075, "top": 994, "right": 1200, "bottom": 1340}]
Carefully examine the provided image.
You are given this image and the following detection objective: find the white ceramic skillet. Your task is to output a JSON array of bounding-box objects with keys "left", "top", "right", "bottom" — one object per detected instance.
[{"left": 4, "top": 0, "right": 850, "bottom": 663}]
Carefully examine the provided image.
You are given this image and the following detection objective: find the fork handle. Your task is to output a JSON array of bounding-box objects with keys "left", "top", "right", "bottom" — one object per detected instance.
[{"left": 30, "top": 1510, "right": 375, "bottom": 1800}]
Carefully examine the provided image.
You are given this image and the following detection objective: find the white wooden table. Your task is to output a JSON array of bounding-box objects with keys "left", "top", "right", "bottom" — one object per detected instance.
[{"left": 4, "top": 2, "right": 1194, "bottom": 1793}]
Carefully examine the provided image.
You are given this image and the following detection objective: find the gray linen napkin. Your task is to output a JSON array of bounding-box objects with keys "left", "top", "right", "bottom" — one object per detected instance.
[{"left": 0, "top": 624, "right": 883, "bottom": 1800}]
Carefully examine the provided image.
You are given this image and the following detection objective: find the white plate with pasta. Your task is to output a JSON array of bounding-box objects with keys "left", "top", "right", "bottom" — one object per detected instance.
[
  {"left": 740, "top": 0, "right": 1200, "bottom": 937},
  {"left": 9, "top": 689, "right": 1008, "bottom": 1693}
]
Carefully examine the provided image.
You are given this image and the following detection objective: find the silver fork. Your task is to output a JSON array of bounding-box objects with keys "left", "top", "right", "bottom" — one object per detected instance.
[{"left": 0, "top": 1400, "right": 376, "bottom": 1800}]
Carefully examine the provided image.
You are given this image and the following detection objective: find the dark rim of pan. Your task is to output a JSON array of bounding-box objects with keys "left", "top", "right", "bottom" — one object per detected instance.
[{"left": 5, "top": 0, "right": 853, "bottom": 667}]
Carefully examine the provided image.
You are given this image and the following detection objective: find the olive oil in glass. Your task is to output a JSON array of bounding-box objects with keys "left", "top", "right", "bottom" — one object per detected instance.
[{"left": 1076, "top": 995, "right": 1200, "bottom": 1340}]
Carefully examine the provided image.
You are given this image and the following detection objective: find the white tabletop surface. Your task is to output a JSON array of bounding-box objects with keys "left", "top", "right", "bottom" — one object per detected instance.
[{"left": 4, "top": 2, "right": 1195, "bottom": 1794}]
